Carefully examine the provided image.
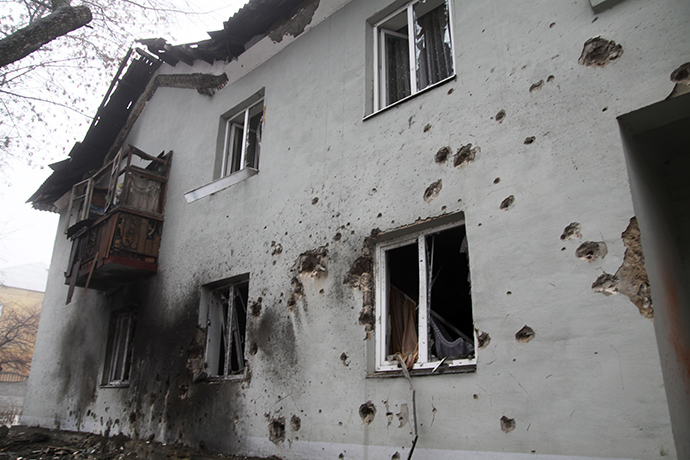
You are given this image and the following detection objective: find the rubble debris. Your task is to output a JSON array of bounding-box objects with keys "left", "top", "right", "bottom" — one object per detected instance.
[
  {"left": 515, "top": 325, "right": 535, "bottom": 343},
  {"left": 0, "top": 427, "right": 279, "bottom": 460},
  {"left": 576, "top": 241, "right": 607, "bottom": 262},
  {"left": 591, "top": 217, "right": 653, "bottom": 318},
  {"left": 578, "top": 37, "right": 623, "bottom": 67},
  {"left": 359, "top": 401, "right": 376, "bottom": 425},
  {"left": 529, "top": 80, "right": 544, "bottom": 93},
  {"left": 495, "top": 109, "right": 506, "bottom": 123},
  {"left": 500, "top": 416, "right": 516, "bottom": 433},
  {"left": 454, "top": 144, "right": 478, "bottom": 168},
  {"left": 435, "top": 146, "right": 451, "bottom": 164},
  {"left": 423, "top": 179, "right": 443, "bottom": 203},
  {"left": 500, "top": 195, "right": 515, "bottom": 210},
  {"left": 476, "top": 329, "right": 491, "bottom": 349},
  {"left": 268, "top": 417, "right": 286, "bottom": 444},
  {"left": 560, "top": 222, "right": 582, "bottom": 240}
]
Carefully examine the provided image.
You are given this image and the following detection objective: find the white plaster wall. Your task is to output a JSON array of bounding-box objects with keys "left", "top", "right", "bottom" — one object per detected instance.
[{"left": 24, "top": 0, "right": 690, "bottom": 459}]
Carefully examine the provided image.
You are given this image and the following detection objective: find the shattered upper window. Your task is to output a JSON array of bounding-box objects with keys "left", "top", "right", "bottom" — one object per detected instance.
[
  {"left": 221, "top": 100, "right": 263, "bottom": 177},
  {"left": 103, "top": 310, "right": 136, "bottom": 386},
  {"left": 376, "top": 220, "right": 475, "bottom": 373},
  {"left": 374, "top": 0, "right": 454, "bottom": 111},
  {"left": 205, "top": 279, "right": 249, "bottom": 378}
]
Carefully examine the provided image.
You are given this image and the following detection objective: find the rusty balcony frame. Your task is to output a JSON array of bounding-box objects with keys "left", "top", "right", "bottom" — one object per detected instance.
[{"left": 64, "top": 145, "right": 172, "bottom": 303}]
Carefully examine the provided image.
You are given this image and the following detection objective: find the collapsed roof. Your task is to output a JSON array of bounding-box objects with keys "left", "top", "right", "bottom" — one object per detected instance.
[{"left": 29, "top": 0, "right": 310, "bottom": 212}]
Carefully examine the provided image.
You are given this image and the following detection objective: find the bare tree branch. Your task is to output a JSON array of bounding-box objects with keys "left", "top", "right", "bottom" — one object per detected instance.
[
  {"left": 0, "top": 303, "right": 40, "bottom": 375},
  {"left": 0, "top": 5, "right": 92, "bottom": 68},
  {"left": 0, "top": 88, "right": 90, "bottom": 116}
]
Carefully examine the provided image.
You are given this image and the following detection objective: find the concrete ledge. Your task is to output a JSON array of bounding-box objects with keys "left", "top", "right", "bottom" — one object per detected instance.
[{"left": 589, "top": 0, "right": 626, "bottom": 14}]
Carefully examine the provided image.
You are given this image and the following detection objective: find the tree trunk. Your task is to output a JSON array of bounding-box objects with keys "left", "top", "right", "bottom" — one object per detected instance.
[{"left": 0, "top": 5, "right": 92, "bottom": 68}]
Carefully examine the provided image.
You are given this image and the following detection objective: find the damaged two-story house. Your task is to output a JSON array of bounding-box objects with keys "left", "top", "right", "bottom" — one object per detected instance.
[{"left": 24, "top": 0, "right": 690, "bottom": 458}]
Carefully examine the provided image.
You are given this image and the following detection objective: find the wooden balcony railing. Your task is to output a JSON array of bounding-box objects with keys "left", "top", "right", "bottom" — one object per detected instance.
[{"left": 64, "top": 145, "right": 172, "bottom": 303}]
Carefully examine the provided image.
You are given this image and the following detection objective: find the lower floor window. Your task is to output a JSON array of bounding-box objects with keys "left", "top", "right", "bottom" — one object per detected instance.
[
  {"left": 375, "top": 220, "right": 475, "bottom": 372},
  {"left": 205, "top": 278, "right": 249, "bottom": 378},
  {"left": 103, "top": 310, "right": 136, "bottom": 385}
]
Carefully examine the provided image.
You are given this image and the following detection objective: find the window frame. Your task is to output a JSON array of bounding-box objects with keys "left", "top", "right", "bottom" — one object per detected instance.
[
  {"left": 102, "top": 309, "right": 136, "bottom": 387},
  {"left": 372, "top": 0, "right": 457, "bottom": 113},
  {"left": 374, "top": 219, "right": 476, "bottom": 373},
  {"left": 184, "top": 90, "right": 264, "bottom": 203},
  {"left": 220, "top": 99, "right": 264, "bottom": 178},
  {"left": 203, "top": 276, "right": 250, "bottom": 381}
]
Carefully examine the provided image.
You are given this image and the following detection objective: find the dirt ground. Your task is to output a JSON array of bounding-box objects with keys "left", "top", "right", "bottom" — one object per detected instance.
[{"left": 0, "top": 427, "right": 281, "bottom": 460}]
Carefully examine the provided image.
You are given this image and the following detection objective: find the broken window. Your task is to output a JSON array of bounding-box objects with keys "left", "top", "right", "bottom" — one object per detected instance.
[
  {"left": 375, "top": 221, "right": 475, "bottom": 372},
  {"left": 103, "top": 310, "right": 136, "bottom": 386},
  {"left": 221, "top": 100, "right": 263, "bottom": 177},
  {"left": 373, "top": 0, "right": 455, "bottom": 111},
  {"left": 205, "top": 278, "right": 249, "bottom": 378}
]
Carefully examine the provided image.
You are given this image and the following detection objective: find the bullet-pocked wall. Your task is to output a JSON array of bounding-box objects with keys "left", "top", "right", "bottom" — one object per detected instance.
[{"left": 24, "top": 0, "right": 689, "bottom": 459}]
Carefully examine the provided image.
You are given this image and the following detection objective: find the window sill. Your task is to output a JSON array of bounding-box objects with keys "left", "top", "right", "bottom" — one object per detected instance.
[
  {"left": 367, "top": 363, "right": 476, "bottom": 379},
  {"left": 364, "top": 74, "right": 456, "bottom": 121},
  {"left": 201, "top": 374, "right": 246, "bottom": 383},
  {"left": 101, "top": 382, "right": 130, "bottom": 388},
  {"left": 184, "top": 167, "right": 258, "bottom": 203}
]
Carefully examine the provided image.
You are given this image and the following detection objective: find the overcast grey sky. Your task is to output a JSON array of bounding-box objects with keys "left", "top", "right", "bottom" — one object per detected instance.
[{"left": 0, "top": 0, "right": 249, "bottom": 273}]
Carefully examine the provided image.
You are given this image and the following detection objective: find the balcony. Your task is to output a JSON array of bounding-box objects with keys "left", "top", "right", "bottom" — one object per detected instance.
[{"left": 64, "top": 145, "right": 172, "bottom": 303}]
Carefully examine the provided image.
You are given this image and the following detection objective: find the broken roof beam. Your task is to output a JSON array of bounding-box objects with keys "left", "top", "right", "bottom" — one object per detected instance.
[{"left": 139, "top": 38, "right": 180, "bottom": 66}]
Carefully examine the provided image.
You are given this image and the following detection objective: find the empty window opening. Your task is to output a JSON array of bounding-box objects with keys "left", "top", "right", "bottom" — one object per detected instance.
[
  {"left": 221, "top": 100, "right": 263, "bottom": 177},
  {"left": 374, "top": 0, "right": 455, "bottom": 111},
  {"left": 103, "top": 310, "right": 136, "bottom": 386},
  {"left": 206, "top": 280, "right": 249, "bottom": 377},
  {"left": 377, "top": 222, "right": 474, "bottom": 372}
]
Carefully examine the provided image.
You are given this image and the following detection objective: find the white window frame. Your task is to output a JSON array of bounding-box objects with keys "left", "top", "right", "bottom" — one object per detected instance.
[
  {"left": 375, "top": 220, "right": 476, "bottom": 373},
  {"left": 372, "top": 0, "right": 456, "bottom": 112},
  {"left": 184, "top": 92, "right": 264, "bottom": 203},
  {"left": 204, "top": 278, "right": 249, "bottom": 380},
  {"left": 220, "top": 99, "right": 264, "bottom": 178},
  {"left": 102, "top": 310, "right": 136, "bottom": 387}
]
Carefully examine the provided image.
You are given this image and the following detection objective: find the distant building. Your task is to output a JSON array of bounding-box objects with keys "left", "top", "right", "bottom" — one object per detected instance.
[
  {"left": 23, "top": 0, "right": 690, "bottom": 459},
  {"left": 0, "top": 263, "right": 46, "bottom": 424}
]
